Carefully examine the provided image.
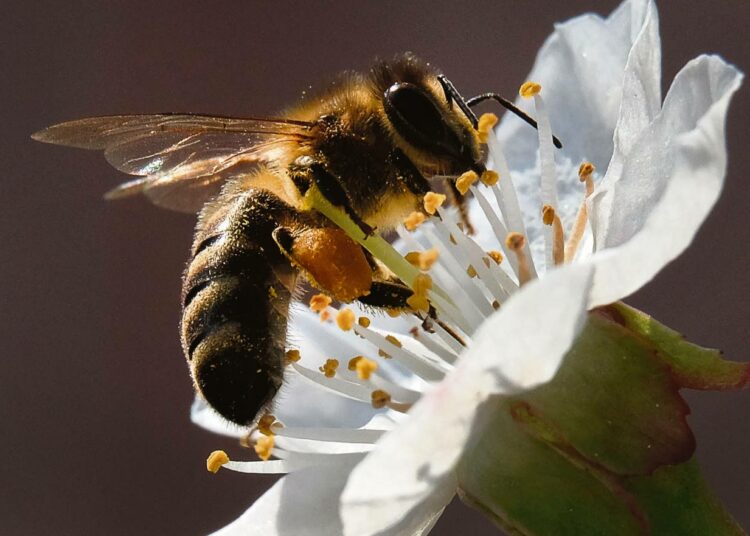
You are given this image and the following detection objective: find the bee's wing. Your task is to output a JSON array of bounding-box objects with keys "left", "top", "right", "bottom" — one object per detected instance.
[{"left": 32, "top": 114, "right": 313, "bottom": 213}]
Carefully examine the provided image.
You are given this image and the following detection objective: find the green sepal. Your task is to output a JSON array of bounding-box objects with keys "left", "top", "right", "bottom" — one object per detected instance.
[{"left": 457, "top": 306, "right": 747, "bottom": 535}]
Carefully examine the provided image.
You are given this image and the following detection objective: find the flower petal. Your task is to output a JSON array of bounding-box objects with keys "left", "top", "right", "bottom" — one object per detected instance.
[
  {"left": 211, "top": 458, "right": 448, "bottom": 536},
  {"left": 496, "top": 0, "right": 653, "bottom": 172},
  {"left": 588, "top": 55, "right": 743, "bottom": 307},
  {"left": 341, "top": 263, "right": 594, "bottom": 535}
]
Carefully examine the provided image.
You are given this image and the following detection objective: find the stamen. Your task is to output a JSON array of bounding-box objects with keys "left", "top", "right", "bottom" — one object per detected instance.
[
  {"left": 565, "top": 162, "right": 596, "bottom": 262},
  {"left": 319, "top": 359, "right": 339, "bottom": 378},
  {"left": 206, "top": 450, "right": 229, "bottom": 473},
  {"left": 371, "top": 390, "right": 391, "bottom": 409},
  {"left": 477, "top": 113, "right": 499, "bottom": 143},
  {"left": 506, "top": 232, "right": 531, "bottom": 284},
  {"left": 542, "top": 205, "right": 565, "bottom": 265},
  {"left": 404, "top": 211, "right": 427, "bottom": 231},
  {"left": 355, "top": 357, "right": 378, "bottom": 380},
  {"left": 254, "top": 435, "right": 275, "bottom": 461},
  {"left": 257, "top": 413, "right": 278, "bottom": 436},
  {"left": 488, "top": 250, "right": 503, "bottom": 265},
  {"left": 480, "top": 169, "right": 499, "bottom": 186},
  {"left": 519, "top": 81, "right": 542, "bottom": 98},
  {"left": 285, "top": 349, "right": 301, "bottom": 364},
  {"left": 336, "top": 308, "right": 356, "bottom": 331},
  {"left": 309, "top": 294, "right": 332, "bottom": 313},
  {"left": 423, "top": 192, "right": 447, "bottom": 215},
  {"left": 455, "top": 170, "right": 478, "bottom": 195}
]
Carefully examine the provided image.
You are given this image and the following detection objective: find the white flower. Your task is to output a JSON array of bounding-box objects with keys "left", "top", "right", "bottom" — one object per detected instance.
[{"left": 198, "top": 0, "right": 743, "bottom": 533}]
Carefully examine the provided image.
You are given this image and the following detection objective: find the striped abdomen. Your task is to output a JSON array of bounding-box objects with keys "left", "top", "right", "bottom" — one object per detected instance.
[{"left": 181, "top": 188, "right": 297, "bottom": 425}]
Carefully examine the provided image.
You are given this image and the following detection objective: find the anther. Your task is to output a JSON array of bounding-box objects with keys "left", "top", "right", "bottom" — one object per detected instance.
[
  {"left": 336, "top": 308, "right": 356, "bottom": 331},
  {"left": 309, "top": 294, "right": 332, "bottom": 313},
  {"left": 455, "top": 170, "right": 478, "bottom": 195},
  {"left": 505, "top": 232, "right": 531, "bottom": 284},
  {"left": 404, "top": 211, "right": 427, "bottom": 231},
  {"left": 285, "top": 349, "right": 301, "bottom": 364},
  {"left": 466, "top": 265, "right": 478, "bottom": 278},
  {"left": 357, "top": 316, "right": 371, "bottom": 328},
  {"left": 254, "top": 435, "right": 275, "bottom": 462},
  {"left": 355, "top": 357, "right": 378, "bottom": 380},
  {"left": 578, "top": 161, "right": 596, "bottom": 197},
  {"left": 405, "top": 248, "right": 439, "bottom": 271},
  {"left": 519, "top": 81, "right": 542, "bottom": 98},
  {"left": 542, "top": 204, "right": 556, "bottom": 226},
  {"left": 487, "top": 250, "right": 504, "bottom": 265},
  {"left": 423, "top": 192, "right": 447, "bottom": 215},
  {"left": 480, "top": 170, "right": 499, "bottom": 186},
  {"left": 541, "top": 205, "right": 564, "bottom": 265},
  {"left": 319, "top": 359, "right": 339, "bottom": 378},
  {"left": 319, "top": 309, "right": 332, "bottom": 322},
  {"left": 477, "top": 113, "right": 499, "bottom": 143},
  {"left": 206, "top": 450, "right": 229, "bottom": 473},
  {"left": 371, "top": 390, "right": 391, "bottom": 409},
  {"left": 257, "top": 413, "right": 277, "bottom": 436}
]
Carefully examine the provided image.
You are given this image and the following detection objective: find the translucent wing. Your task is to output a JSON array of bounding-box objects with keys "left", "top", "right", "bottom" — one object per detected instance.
[{"left": 32, "top": 114, "right": 313, "bottom": 212}]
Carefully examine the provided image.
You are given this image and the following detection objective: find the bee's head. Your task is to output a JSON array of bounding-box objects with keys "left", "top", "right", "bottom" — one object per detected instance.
[{"left": 372, "top": 53, "right": 484, "bottom": 176}]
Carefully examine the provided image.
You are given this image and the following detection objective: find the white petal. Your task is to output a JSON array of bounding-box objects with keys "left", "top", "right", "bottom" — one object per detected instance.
[
  {"left": 496, "top": 0, "right": 653, "bottom": 173},
  {"left": 588, "top": 55, "right": 743, "bottom": 307},
  {"left": 590, "top": 0, "right": 661, "bottom": 242},
  {"left": 211, "top": 459, "right": 447, "bottom": 536},
  {"left": 341, "top": 263, "right": 594, "bottom": 535}
]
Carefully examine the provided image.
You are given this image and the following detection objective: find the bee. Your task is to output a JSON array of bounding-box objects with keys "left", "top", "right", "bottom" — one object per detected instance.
[{"left": 33, "top": 53, "right": 554, "bottom": 426}]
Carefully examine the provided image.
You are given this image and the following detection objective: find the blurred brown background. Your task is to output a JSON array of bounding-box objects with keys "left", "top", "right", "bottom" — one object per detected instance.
[{"left": 3, "top": 1, "right": 749, "bottom": 534}]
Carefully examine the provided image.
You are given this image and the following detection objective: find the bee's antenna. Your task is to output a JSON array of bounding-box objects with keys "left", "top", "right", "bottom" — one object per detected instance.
[
  {"left": 466, "top": 93, "right": 563, "bottom": 149},
  {"left": 437, "top": 75, "right": 479, "bottom": 129}
]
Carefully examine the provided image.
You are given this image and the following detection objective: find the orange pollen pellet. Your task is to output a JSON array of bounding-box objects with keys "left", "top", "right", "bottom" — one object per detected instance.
[
  {"left": 319, "top": 358, "right": 339, "bottom": 378},
  {"left": 542, "top": 204, "right": 556, "bottom": 226},
  {"left": 480, "top": 170, "right": 499, "bottom": 186},
  {"left": 355, "top": 357, "right": 378, "bottom": 380},
  {"left": 371, "top": 390, "right": 392, "bottom": 409},
  {"left": 487, "top": 250, "right": 504, "bottom": 264},
  {"left": 254, "top": 435, "right": 275, "bottom": 461},
  {"left": 578, "top": 162, "right": 596, "bottom": 179},
  {"left": 285, "top": 349, "right": 301, "bottom": 364},
  {"left": 336, "top": 308, "right": 356, "bottom": 331},
  {"left": 206, "top": 450, "right": 229, "bottom": 473},
  {"left": 257, "top": 413, "right": 277, "bottom": 436},
  {"left": 520, "top": 81, "right": 542, "bottom": 98},
  {"left": 358, "top": 316, "right": 371, "bottom": 328},
  {"left": 505, "top": 232, "right": 526, "bottom": 251},
  {"left": 455, "top": 170, "right": 478, "bottom": 195},
  {"left": 309, "top": 293, "right": 332, "bottom": 313},
  {"left": 477, "top": 112, "right": 499, "bottom": 143},
  {"left": 404, "top": 211, "right": 427, "bottom": 231},
  {"left": 423, "top": 192, "right": 447, "bottom": 215}
]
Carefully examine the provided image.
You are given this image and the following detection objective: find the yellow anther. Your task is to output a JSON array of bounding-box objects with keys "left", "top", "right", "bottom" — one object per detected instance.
[
  {"left": 257, "top": 413, "right": 277, "bottom": 436},
  {"left": 348, "top": 355, "right": 363, "bottom": 371},
  {"left": 355, "top": 357, "right": 378, "bottom": 380},
  {"left": 319, "top": 358, "right": 339, "bottom": 378},
  {"left": 505, "top": 232, "right": 526, "bottom": 251},
  {"left": 406, "top": 294, "right": 430, "bottom": 312},
  {"left": 404, "top": 211, "right": 427, "bottom": 231},
  {"left": 412, "top": 273, "right": 433, "bottom": 295},
  {"left": 358, "top": 316, "right": 371, "bottom": 328},
  {"left": 455, "top": 170, "right": 478, "bottom": 195},
  {"left": 487, "top": 250, "right": 504, "bottom": 265},
  {"left": 542, "top": 204, "right": 556, "bottom": 226},
  {"left": 285, "top": 349, "right": 301, "bottom": 364},
  {"left": 578, "top": 162, "right": 596, "bottom": 179},
  {"left": 423, "top": 192, "right": 447, "bottom": 215},
  {"left": 309, "top": 293, "right": 332, "bottom": 313},
  {"left": 466, "top": 265, "right": 478, "bottom": 278},
  {"left": 206, "top": 450, "right": 229, "bottom": 473},
  {"left": 492, "top": 300, "right": 501, "bottom": 310},
  {"left": 477, "top": 113, "right": 499, "bottom": 143},
  {"left": 336, "top": 308, "right": 356, "bottom": 331},
  {"left": 371, "top": 390, "right": 392, "bottom": 409},
  {"left": 319, "top": 309, "right": 332, "bottom": 322},
  {"left": 520, "top": 81, "right": 542, "bottom": 98},
  {"left": 254, "top": 435, "right": 275, "bottom": 461},
  {"left": 480, "top": 169, "right": 499, "bottom": 186},
  {"left": 406, "top": 249, "right": 439, "bottom": 271},
  {"left": 386, "top": 334, "right": 402, "bottom": 348}
]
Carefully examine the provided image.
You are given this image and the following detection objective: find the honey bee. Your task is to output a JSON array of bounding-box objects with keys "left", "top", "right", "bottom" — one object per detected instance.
[{"left": 33, "top": 53, "right": 554, "bottom": 426}]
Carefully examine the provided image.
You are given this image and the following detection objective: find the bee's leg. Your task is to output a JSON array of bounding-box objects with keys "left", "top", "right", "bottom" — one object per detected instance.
[
  {"left": 445, "top": 178, "right": 475, "bottom": 235},
  {"left": 356, "top": 280, "right": 414, "bottom": 309},
  {"left": 290, "top": 161, "right": 375, "bottom": 237},
  {"left": 272, "top": 223, "right": 373, "bottom": 303}
]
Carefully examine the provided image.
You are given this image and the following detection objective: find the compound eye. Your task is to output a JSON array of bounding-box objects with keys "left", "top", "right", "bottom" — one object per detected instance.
[{"left": 384, "top": 83, "right": 455, "bottom": 154}]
